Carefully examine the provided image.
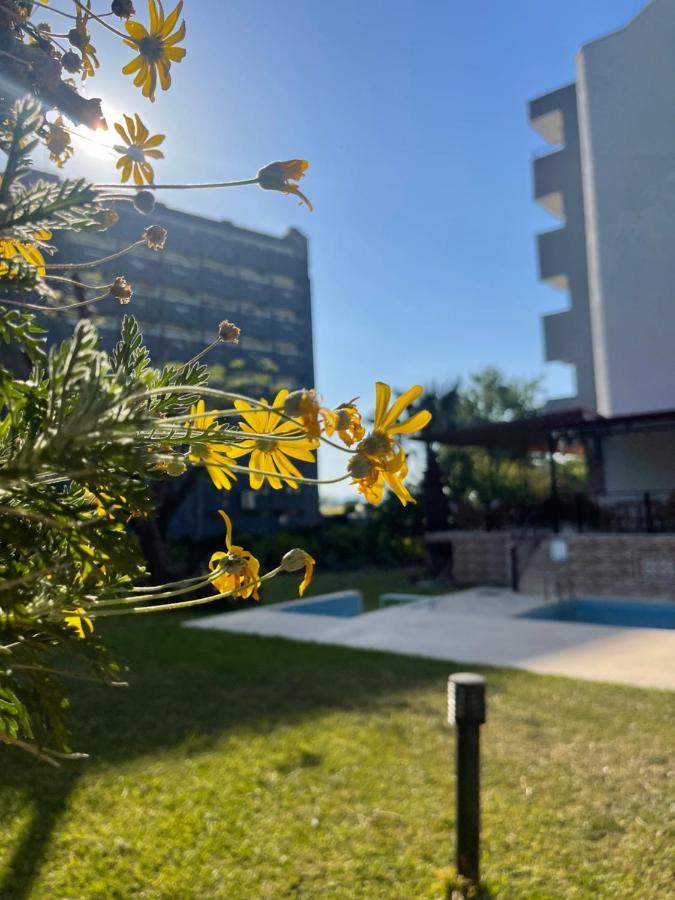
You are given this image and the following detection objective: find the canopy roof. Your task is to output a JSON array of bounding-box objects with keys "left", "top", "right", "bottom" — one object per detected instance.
[{"left": 421, "top": 407, "right": 675, "bottom": 453}]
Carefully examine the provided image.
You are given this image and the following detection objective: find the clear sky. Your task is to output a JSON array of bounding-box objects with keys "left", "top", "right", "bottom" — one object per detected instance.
[{"left": 37, "top": 0, "right": 647, "bottom": 497}]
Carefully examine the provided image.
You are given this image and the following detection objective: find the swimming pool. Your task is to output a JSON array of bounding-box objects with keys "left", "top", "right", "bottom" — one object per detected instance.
[
  {"left": 278, "top": 591, "right": 363, "bottom": 618},
  {"left": 520, "top": 597, "right": 675, "bottom": 630}
]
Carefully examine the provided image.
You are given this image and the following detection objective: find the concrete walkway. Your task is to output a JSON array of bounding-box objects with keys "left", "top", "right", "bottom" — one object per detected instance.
[{"left": 186, "top": 588, "right": 675, "bottom": 691}]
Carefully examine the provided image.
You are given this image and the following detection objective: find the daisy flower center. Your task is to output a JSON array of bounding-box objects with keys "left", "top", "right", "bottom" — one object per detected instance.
[
  {"left": 221, "top": 553, "right": 247, "bottom": 574},
  {"left": 255, "top": 437, "right": 278, "bottom": 452},
  {"left": 126, "top": 144, "right": 146, "bottom": 163},
  {"left": 138, "top": 35, "right": 164, "bottom": 62},
  {"left": 358, "top": 430, "right": 391, "bottom": 458}
]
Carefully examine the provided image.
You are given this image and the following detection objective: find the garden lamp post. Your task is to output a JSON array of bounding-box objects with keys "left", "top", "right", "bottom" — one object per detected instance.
[{"left": 448, "top": 672, "right": 487, "bottom": 884}]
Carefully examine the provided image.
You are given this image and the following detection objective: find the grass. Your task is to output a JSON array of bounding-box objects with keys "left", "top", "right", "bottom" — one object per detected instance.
[
  {"left": 0, "top": 619, "right": 673, "bottom": 899},
  {"left": 260, "top": 566, "right": 458, "bottom": 611}
]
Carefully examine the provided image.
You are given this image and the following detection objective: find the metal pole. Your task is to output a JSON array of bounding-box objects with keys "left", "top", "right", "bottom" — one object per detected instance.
[
  {"left": 448, "top": 673, "right": 487, "bottom": 885},
  {"left": 510, "top": 542, "right": 519, "bottom": 592},
  {"left": 547, "top": 433, "right": 560, "bottom": 534},
  {"left": 644, "top": 491, "right": 654, "bottom": 534}
]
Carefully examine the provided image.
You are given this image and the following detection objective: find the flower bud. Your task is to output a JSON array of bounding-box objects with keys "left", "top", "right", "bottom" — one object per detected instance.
[
  {"left": 61, "top": 50, "right": 82, "bottom": 73},
  {"left": 109, "top": 275, "right": 133, "bottom": 304},
  {"left": 280, "top": 548, "right": 311, "bottom": 573},
  {"left": 142, "top": 224, "right": 167, "bottom": 250},
  {"left": 133, "top": 190, "right": 155, "bottom": 215},
  {"left": 111, "top": 0, "right": 136, "bottom": 17},
  {"left": 218, "top": 320, "right": 241, "bottom": 343}
]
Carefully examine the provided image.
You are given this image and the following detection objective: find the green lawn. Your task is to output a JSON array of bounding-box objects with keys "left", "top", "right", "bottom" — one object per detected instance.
[
  {"left": 0, "top": 618, "right": 673, "bottom": 899},
  {"left": 260, "top": 566, "right": 457, "bottom": 611}
]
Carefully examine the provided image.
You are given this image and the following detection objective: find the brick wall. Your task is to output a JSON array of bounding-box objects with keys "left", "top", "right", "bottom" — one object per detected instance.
[
  {"left": 426, "top": 531, "right": 511, "bottom": 586},
  {"left": 427, "top": 531, "right": 675, "bottom": 600},
  {"left": 556, "top": 534, "right": 675, "bottom": 600}
]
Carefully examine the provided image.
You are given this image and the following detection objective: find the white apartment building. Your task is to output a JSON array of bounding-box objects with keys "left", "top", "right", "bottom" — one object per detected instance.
[{"left": 529, "top": 0, "right": 675, "bottom": 494}]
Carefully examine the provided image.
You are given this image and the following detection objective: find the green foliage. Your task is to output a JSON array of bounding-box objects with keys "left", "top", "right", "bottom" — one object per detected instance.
[
  {"left": 0, "top": 99, "right": 102, "bottom": 245},
  {"left": 422, "top": 368, "right": 585, "bottom": 514}
]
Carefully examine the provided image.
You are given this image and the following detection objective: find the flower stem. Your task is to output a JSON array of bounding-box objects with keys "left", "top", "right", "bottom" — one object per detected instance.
[
  {"left": 0, "top": 291, "right": 110, "bottom": 312},
  {"left": 72, "top": 0, "right": 128, "bottom": 38},
  {"left": 45, "top": 240, "right": 145, "bottom": 270},
  {"left": 94, "top": 178, "right": 260, "bottom": 191}
]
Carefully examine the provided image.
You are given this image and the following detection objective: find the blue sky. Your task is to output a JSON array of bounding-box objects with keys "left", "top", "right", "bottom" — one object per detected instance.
[{"left": 37, "top": 0, "right": 646, "bottom": 496}]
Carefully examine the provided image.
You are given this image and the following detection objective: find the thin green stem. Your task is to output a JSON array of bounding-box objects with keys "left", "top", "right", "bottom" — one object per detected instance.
[
  {"left": 30, "top": 1, "right": 78, "bottom": 21},
  {"left": 45, "top": 240, "right": 144, "bottom": 270},
  {"left": 183, "top": 339, "right": 222, "bottom": 367},
  {"left": 89, "top": 567, "right": 283, "bottom": 617},
  {"left": 72, "top": 0, "right": 128, "bottom": 38},
  {"left": 94, "top": 178, "right": 260, "bottom": 191},
  {"left": 0, "top": 291, "right": 110, "bottom": 313}
]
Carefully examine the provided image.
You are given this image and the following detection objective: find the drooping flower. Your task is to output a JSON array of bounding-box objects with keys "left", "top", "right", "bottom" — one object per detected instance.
[
  {"left": 348, "top": 444, "right": 413, "bottom": 506},
  {"left": 229, "top": 389, "right": 318, "bottom": 490},
  {"left": 187, "top": 400, "right": 236, "bottom": 491},
  {"left": 122, "top": 0, "right": 186, "bottom": 102},
  {"left": 68, "top": 1, "right": 99, "bottom": 80},
  {"left": 257, "top": 160, "right": 313, "bottom": 210},
  {"left": 209, "top": 511, "right": 260, "bottom": 601},
  {"left": 324, "top": 400, "right": 365, "bottom": 447},
  {"left": 280, "top": 548, "right": 315, "bottom": 597},
  {"left": 113, "top": 113, "right": 165, "bottom": 185},
  {"left": 283, "top": 389, "right": 326, "bottom": 440},
  {"left": 64, "top": 607, "right": 94, "bottom": 638},
  {"left": 0, "top": 229, "right": 51, "bottom": 277},
  {"left": 45, "top": 116, "right": 74, "bottom": 168}
]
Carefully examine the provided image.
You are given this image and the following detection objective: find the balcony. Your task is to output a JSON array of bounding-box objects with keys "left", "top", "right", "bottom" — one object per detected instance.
[
  {"left": 537, "top": 227, "right": 569, "bottom": 291},
  {"left": 543, "top": 310, "right": 575, "bottom": 365},
  {"left": 528, "top": 83, "right": 576, "bottom": 147},
  {"left": 532, "top": 149, "right": 566, "bottom": 219}
]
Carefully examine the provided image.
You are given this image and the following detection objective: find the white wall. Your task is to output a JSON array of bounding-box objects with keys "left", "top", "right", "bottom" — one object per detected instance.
[
  {"left": 603, "top": 429, "right": 675, "bottom": 493},
  {"left": 576, "top": 0, "right": 675, "bottom": 417}
]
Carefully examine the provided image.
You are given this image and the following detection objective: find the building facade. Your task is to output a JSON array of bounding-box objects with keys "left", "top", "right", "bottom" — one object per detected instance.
[
  {"left": 528, "top": 0, "right": 675, "bottom": 494},
  {"left": 47, "top": 196, "right": 320, "bottom": 537}
]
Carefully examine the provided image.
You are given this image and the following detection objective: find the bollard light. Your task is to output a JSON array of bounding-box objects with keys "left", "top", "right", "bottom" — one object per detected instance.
[{"left": 448, "top": 673, "right": 486, "bottom": 885}]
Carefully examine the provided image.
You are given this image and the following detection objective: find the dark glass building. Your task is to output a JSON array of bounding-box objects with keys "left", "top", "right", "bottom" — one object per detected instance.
[{"left": 46, "top": 196, "right": 319, "bottom": 538}]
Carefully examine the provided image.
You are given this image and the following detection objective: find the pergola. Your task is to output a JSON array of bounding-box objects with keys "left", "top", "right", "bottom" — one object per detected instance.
[{"left": 420, "top": 407, "right": 675, "bottom": 532}]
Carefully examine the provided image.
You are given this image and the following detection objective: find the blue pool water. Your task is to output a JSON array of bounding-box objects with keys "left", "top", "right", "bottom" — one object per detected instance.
[
  {"left": 521, "top": 598, "right": 675, "bottom": 630},
  {"left": 280, "top": 592, "right": 363, "bottom": 618}
]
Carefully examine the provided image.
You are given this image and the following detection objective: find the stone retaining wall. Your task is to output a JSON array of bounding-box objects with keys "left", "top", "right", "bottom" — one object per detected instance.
[{"left": 426, "top": 530, "right": 675, "bottom": 600}]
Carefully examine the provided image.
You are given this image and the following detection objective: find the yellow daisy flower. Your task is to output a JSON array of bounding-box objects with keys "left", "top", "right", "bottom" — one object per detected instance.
[
  {"left": 113, "top": 113, "right": 165, "bottom": 185},
  {"left": 64, "top": 607, "right": 94, "bottom": 639},
  {"left": 257, "top": 160, "right": 313, "bottom": 210},
  {"left": 347, "top": 382, "right": 432, "bottom": 506},
  {"left": 122, "top": 0, "right": 186, "bottom": 102},
  {"left": 187, "top": 400, "right": 237, "bottom": 491},
  {"left": 0, "top": 229, "right": 51, "bottom": 277},
  {"left": 324, "top": 400, "right": 365, "bottom": 447},
  {"left": 209, "top": 511, "right": 260, "bottom": 601},
  {"left": 348, "top": 444, "right": 413, "bottom": 506},
  {"left": 230, "top": 389, "right": 318, "bottom": 490}
]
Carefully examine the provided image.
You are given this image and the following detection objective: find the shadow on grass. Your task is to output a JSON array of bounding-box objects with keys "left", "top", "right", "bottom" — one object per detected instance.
[{"left": 0, "top": 617, "right": 460, "bottom": 898}]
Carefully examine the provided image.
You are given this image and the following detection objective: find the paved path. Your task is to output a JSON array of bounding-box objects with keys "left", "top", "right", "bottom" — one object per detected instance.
[{"left": 186, "top": 588, "right": 675, "bottom": 690}]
